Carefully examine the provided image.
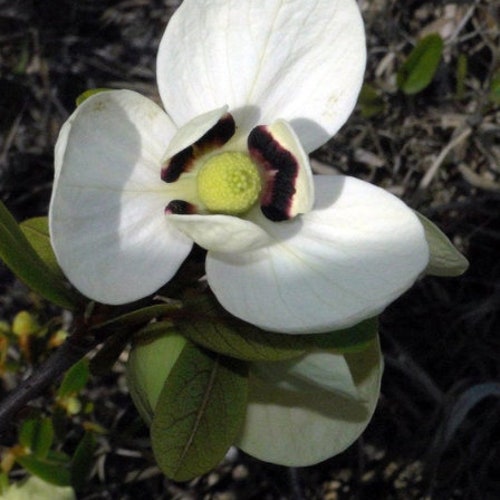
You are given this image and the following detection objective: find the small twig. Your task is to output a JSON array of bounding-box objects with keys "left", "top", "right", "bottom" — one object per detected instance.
[
  {"left": 0, "top": 299, "right": 160, "bottom": 436},
  {"left": 418, "top": 127, "right": 472, "bottom": 190},
  {"left": 458, "top": 163, "right": 500, "bottom": 192},
  {"left": 448, "top": 2, "right": 478, "bottom": 44}
]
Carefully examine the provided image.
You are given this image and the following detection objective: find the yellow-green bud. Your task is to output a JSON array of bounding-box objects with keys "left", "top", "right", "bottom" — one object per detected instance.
[
  {"left": 12, "top": 311, "right": 39, "bottom": 337},
  {"left": 57, "top": 395, "right": 82, "bottom": 416},
  {"left": 197, "top": 152, "right": 261, "bottom": 215}
]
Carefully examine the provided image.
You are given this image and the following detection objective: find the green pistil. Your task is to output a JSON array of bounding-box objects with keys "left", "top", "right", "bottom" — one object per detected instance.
[{"left": 197, "top": 152, "right": 262, "bottom": 215}]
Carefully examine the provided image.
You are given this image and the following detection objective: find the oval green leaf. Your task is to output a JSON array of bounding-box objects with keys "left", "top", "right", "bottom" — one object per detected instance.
[
  {"left": 70, "top": 432, "right": 96, "bottom": 492},
  {"left": 151, "top": 342, "right": 248, "bottom": 481},
  {"left": 397, "top": 34, "right": 444, "bottom": 95},
  {"left": 0, "top": 201, "right": 80, "bottom": 310},
  {"left": 16, "top": 455, "right": 71, "bottom": 487},
  {"left": 174, "top": 294, "right": 378, "bottom": 361},
  {"left": 416, "top": 212, "right": 469, "bottom": 276},
  {"left": 20, "top": 217, "right": 64, "bottom": 278},
  {"left": 57, "top": 359, "right": 90, "bottom": 399},
  {"left": 19, "top": 417, "right": 54, "bottom": 459}
]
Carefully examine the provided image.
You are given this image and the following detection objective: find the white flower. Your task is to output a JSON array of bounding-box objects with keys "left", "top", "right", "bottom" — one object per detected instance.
[{"left": 49, "top": 0, "right": 429, "bottom": 334}]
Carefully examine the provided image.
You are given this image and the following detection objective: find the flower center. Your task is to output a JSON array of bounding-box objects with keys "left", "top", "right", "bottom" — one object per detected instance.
[{"left": 197, "top": 152, "right": 262, "bottom": 215}]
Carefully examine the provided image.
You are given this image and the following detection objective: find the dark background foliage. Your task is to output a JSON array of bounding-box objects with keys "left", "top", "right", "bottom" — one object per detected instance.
[{"left": 1, "top": 0, "right": 499, "bottom": 498}]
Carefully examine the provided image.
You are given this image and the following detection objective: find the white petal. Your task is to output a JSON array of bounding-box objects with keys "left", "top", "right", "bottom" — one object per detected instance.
[
  {"left": 158, "top": 0, "right": 366, "bottom": 152},
  {"left": 49, "top": 90, "right": 193, "bottom": 304},
  {"left": 162, "top": 105, "right": 228, "bottom": 161},
  {"left": 167, "top": 212, "right": 270, "bottom": 252},
  {"left": 236, "top": 338, "right": 382, "bottom": 466},
  {"left": 206, "top": 176, "right": 429, "bottom": 333}
]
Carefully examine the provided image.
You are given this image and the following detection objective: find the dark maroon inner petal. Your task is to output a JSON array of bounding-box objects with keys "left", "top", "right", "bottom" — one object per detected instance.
[
  {"left": 161, "top": 146, "right": 194, "bottom": 183},
  {"left": 194, "top": 113, "right": 236, "bottom": 153},
  {"left": 161, "top": 113, "right": 236, "bottom": 184},
  {"left": 165, "top": 200, "right": 196, "bottom": 215},
  {"left": 248, "top": 126, "right": 298, "bottom": 222}
]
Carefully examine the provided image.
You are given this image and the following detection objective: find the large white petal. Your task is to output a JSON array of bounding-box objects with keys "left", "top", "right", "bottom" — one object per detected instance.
[
  {"left": 157, "top": 0, "right": 366, "bottom": 151},
  {"left": 206, "top": 176, "right": 429, "bottom": 333},
  {"left": 236, "top": 338, "right": 382, "bottom": 466},
  {"left": 49, "top": 90, "right": 193, "bottom": 304}
]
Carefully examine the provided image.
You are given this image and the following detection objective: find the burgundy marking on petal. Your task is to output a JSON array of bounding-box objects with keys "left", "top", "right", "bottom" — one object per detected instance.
[
  {"left": 248, "top": 126, "right": 298, "bottom": 222},
  {"left": 194, "top": 113, "right": 236, "bottom": 154},
  {"left": 161, "top": 146, "right": 194, "bottom": 183},
  {"left": 165, "top": 200, "right": 196, "bottom": 215},
  {"left": 161, "top": 114, "right": 235, "bottom": 184}
]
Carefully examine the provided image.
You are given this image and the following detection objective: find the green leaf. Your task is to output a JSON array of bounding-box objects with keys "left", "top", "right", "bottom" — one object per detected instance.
[
  {"left": 174, "top": 294, "right": 378, "bottom": 361},
  {"left": 57, "top": 359, "right": 89, "bottom": 399},
  {"left": 175, "top": 298, "right": 305, "bottom": 361},
  {"left": 16, "top": 454, "right": 71, "bottom": 487},
  {"left": 151, "top": 341, "right": 248, "bottom": 481},
  {"left": 416, "top": 212, "right": 469, "bottom": 276},
  {"left": 397, "top": 34, "right": 444, "bottom": 95},
  {"left": 90, "top": 303, "right": 180, "bottom": 333},
  {"left": 358, "top": 84, "right": 385, "bottom": 118},
  {"left": 0, "top": 200, "right": 80, "bottom": 310},
  {"left": 88, "top": 329, "right": 131, "bottom": 376},
  {"left": 70, "top": 432, "right": 96, "bottom": 491},
  {"left": 20, "top": 217, "right": 64, "bottom": 278},
  {"left": 19, "top": 418, "right": 54, "bottom": 459}
]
